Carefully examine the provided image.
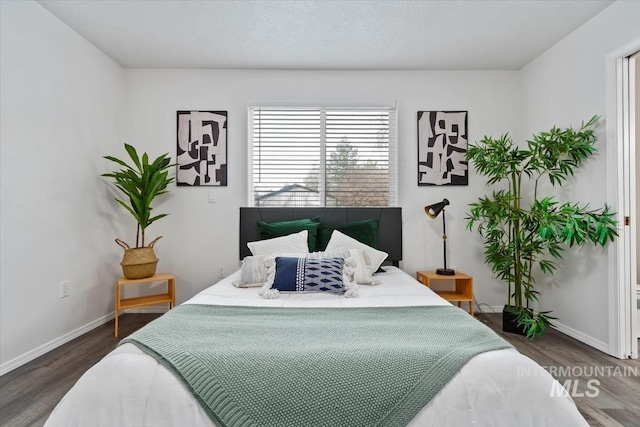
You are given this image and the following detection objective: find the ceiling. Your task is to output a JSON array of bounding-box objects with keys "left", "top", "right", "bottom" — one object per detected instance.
[{"left": 37, "top": 0, "right": 614, "bottom": 70}]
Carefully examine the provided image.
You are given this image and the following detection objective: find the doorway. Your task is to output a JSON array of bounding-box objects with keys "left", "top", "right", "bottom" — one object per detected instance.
[
  {"left": 608, "top": 39, "right": 640, "bottom": 359},
  {"left": 634, "top": 52, "right": 640, "bottom": 345}
]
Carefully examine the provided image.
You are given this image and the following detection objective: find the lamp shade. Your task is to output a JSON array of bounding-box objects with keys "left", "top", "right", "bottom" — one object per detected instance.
[{"left": 424, "top": 198, "right": 450, "bottom": 219}]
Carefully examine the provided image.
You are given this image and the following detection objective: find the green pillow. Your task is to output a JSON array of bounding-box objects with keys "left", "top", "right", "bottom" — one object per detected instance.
[
  {"left": 317, "top": 219, "right": 379, "bottom": 251},
  {"left": 257, "top": 217, "right": 320, "bottom": 252}
]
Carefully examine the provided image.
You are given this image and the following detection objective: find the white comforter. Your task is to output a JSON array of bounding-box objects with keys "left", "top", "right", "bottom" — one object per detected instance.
[{"left": 45, "top": 267, "right": 588, "bottom": 427}]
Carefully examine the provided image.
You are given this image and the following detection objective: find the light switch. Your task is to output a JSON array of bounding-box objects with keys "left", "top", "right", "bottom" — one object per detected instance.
[{"left": 208, "top": 190, "right": 216, "bottom": 203}]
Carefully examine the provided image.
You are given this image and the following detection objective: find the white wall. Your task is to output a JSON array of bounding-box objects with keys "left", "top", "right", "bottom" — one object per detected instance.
[
  {"left": 520, "top": 0, "right": 640, "bottom": 345},
  {"left": 124, "top": 69, "right": 520, "bottom": 307},
  {"left": 0, "top": 1, "right": 126, "bottom": 370}
]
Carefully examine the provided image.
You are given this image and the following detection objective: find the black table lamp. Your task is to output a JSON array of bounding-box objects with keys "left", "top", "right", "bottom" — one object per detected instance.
[{"left": 425, "top": 198, "right": 455, "bottom": 276}]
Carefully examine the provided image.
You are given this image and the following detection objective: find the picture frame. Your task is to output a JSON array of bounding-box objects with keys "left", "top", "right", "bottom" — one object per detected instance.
[
  {"left": 417, "top": 111, "right": 468, "bottom": 186},
  {"left": 176, "top": 110, "right": 228, "bottom": 186}
]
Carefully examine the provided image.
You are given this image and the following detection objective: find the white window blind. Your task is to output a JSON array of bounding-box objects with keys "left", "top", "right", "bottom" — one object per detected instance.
[{"left": 249, "top": 105, "right": 397, "bottom": 207}]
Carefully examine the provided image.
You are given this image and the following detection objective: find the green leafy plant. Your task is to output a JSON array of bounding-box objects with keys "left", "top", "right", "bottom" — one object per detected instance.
[
  {"left": 466, "top": 116, "right": 618, "bottom": 339},
  {"left": 102, "top": 143, "right": 174, "bottom": 248}
]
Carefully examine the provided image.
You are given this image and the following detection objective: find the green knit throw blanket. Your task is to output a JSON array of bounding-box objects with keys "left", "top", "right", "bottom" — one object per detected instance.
[{"left": 121, "top": 304, "right": 512, "bottom": 427}]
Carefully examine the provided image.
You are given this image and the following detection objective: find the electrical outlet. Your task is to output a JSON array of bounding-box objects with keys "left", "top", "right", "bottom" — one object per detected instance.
[
  {"left": 59, "top": 280, "right": 69, "bottom": 298},
  {"left": 218, "top": 266, "right": 225, "bottom": 278}
]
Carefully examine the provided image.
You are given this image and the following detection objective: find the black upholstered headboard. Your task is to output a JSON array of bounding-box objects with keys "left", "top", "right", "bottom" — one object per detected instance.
[{"left": 239, "top": 207, "right": 402, "bottom": 265}]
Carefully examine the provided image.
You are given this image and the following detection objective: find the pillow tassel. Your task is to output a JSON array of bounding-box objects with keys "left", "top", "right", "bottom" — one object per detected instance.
[
  {"left": 258, "top": 256, "right": 281, "bottom": 299},
  {"left": 343, "top": 281, "right": 359, "bottom": 298},
  {"left": 342, "top": 255, "right": 356, "bottom": 282},
  {"left": 259, "top": 287, "right": 280, "bottom": 299},
  {"left": 342, "top": 255, "right": 358, "bottom": 298}
]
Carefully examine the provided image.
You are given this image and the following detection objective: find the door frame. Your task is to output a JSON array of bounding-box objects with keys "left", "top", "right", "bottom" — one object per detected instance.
[{"left": 606, "top": 37, "right": 640, "bottom": 359}]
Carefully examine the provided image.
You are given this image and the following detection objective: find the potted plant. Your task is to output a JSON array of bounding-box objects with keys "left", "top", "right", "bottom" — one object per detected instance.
[
  {"left": 102, "top": 143, "right": 174, "bottom": 279},
  {"left": 466, "top": 116, "right": 618, "bottom": 339}
]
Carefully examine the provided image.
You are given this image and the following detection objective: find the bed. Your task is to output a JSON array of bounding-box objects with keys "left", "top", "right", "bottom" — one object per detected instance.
[{"left": 45, "top": 207, "right": 588, "bottom": 427}]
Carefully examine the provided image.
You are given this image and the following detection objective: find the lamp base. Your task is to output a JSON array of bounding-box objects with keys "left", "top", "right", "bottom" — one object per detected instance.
[{"left": 436, "top": 268, "right": 455, "bottom": 276}]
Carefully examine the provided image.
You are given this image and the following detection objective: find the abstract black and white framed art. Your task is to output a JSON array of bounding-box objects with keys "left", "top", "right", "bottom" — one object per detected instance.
[
  {"left": 176, "top": 110, "right": 228, "bottom": 186},
  {"left": 417, "top": 111, "right": 468, "bottom": 186}
]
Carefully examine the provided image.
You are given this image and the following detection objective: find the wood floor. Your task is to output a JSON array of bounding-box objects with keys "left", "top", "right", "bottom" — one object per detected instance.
[
  {"left": 0, "top": 312, "right": 638, "bottom": 427},
  {"left": 0, "top": 313, "right": 162, "bottom": 427},
  {"left": 477, "top": 313, "right": 640, "bottom": 427}
]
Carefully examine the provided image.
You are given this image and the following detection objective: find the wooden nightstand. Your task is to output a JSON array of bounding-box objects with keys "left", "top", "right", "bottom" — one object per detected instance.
[
  {"left": 416, "top": 270, "right": 474, "bottom": 315},
  {"left": 114, "top": 272, "right": 175, "bottom": 337}
]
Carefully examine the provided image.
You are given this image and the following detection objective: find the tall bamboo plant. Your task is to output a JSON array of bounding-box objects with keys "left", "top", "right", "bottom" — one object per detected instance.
[
  {"left": 102, "top": 143, "right": 174, "bottom": 248},
  {"left": 466, "top": 116, "right": 618, "bottom": 338}
]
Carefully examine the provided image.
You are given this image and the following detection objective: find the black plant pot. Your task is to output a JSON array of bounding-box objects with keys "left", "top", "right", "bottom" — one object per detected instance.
[{"left": 502, "top": 305, "right": 527, "bottom": 336}]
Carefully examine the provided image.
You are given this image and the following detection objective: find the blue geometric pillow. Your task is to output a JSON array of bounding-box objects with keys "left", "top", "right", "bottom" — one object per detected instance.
[{"left": 271, "top": 256, "right": 346, "bottom": 295}]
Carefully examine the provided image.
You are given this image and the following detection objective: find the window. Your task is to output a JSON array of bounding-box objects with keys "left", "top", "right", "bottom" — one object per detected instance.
[{"left": 249, "top": 105, "right": 397, "bottom": 207}]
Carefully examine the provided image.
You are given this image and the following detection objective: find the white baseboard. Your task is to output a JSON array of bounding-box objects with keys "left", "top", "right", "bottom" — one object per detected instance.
[
  {"left": 474, "top": 304, "right": 504, "bottom": 314},
  {"left": 1, "top": 306, "right": 170, "bottom": 376},
  {"left": 0, "top": 312, "right": 114, "bottom": 377},
  {"left": 473, "top": 305, "right": 609, "bottom": 353},
  {"left": 551, "top": 320, "right": 610, "bottom": 354}
]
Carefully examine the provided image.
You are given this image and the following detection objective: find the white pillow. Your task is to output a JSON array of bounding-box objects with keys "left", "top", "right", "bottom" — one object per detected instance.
[
  {"left": 325, "top": 230, "right": 388, "bottom": 274},
  {"left": 233, "top": 255, "right": 273, "bottom": 288},
  {"left": 247, "top": 230, "right": 309, "bottom": 256},
  {"left": 347, "top": 248, "right": 380, "bottom": 285}
]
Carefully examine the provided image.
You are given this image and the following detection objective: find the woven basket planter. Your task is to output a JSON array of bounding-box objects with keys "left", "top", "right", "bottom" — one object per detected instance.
[{"left": 116, "top": 237, "right": 161, "bottom": 279}]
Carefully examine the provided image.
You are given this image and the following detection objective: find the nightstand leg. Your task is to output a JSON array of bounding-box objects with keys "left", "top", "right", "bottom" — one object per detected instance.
[
  {"left": 469, "top": 301, "right": 474, "bottom": 316},
  {"left": 114, "top": 282, "right": 119, "bottom": 338},
  {"left": 168, "top": 277, "right": 175, "bottom": 309}
]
